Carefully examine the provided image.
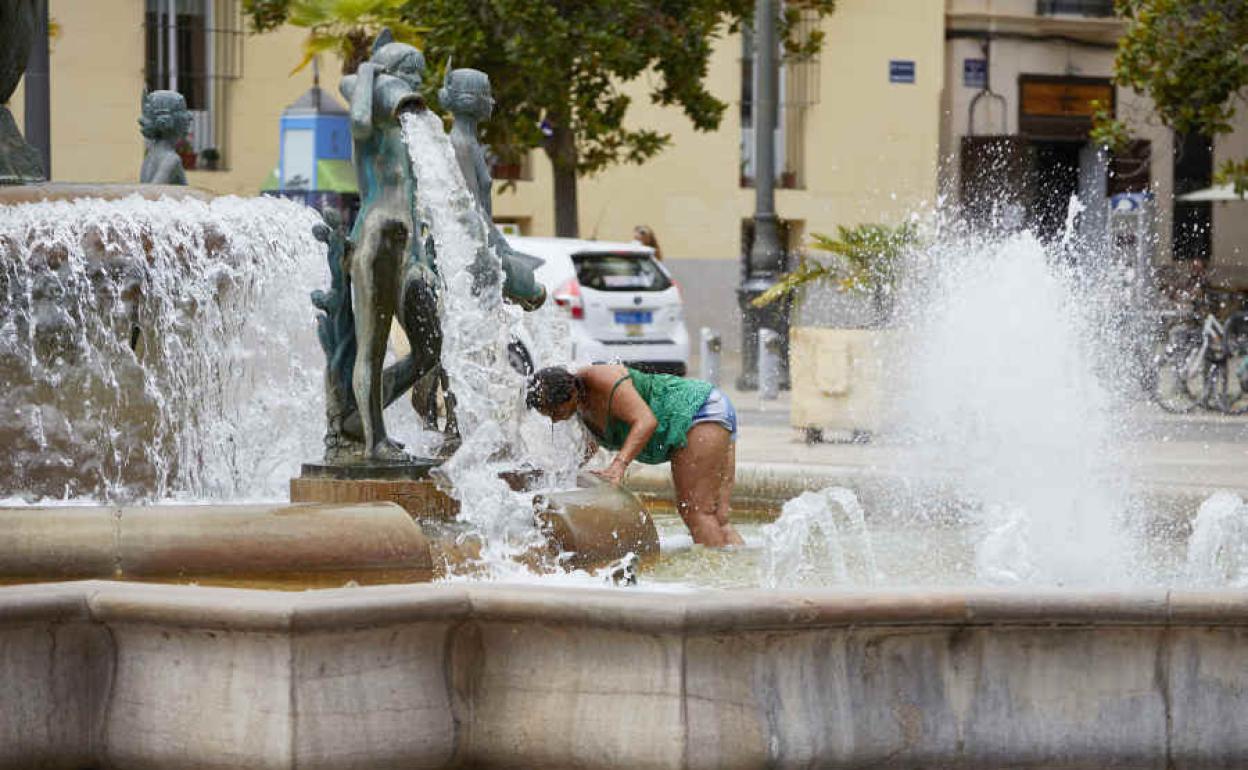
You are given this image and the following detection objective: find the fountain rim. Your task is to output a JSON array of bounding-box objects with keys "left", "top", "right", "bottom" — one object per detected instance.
[{"left": 6, "top": 579, "right": 1248, "bottom": 633}]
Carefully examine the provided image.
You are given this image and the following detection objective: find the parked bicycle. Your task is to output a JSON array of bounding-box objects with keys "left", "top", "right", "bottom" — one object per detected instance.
[{"left": 1152, "top": 309, "right": 1248, "bottom": 414}]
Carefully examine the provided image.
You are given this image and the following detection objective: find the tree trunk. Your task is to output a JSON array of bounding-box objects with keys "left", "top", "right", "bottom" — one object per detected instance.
[{"left": 545, "top": 123, "right": 579, "bottom": 238}]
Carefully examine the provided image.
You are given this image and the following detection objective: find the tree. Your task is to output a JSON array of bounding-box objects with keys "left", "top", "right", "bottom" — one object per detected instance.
[
  {"left": 245, "top": 0, "right": 837, "bottom": 237},
  {"left": 245, "top": 0, "right": 423, "bottom": 75},
  {"left": 1092, "top": 0, "right": 1248, "bottom": 194}
]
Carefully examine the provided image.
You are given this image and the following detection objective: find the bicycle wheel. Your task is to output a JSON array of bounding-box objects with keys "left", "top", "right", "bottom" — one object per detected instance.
[
  {"left": 1152, "top": 325, "right": 1203, "bottom": 413},
  {"left": 1223, "top": 354, "right": 1248, "bottom": 415}
]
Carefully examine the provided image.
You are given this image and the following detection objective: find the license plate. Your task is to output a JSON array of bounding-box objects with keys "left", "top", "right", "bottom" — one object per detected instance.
[
  {"left": 625, "top": 324, "right": 644, "bottom": 337},
  {"left": 614, "top": 310, "right": 653, "bottom": 325}
]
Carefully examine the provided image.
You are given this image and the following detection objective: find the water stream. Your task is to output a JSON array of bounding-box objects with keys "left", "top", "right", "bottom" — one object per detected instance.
[
  {"left": 0, "top": 195, "right": 325, "bottom": 501},
  {"left": 401, "top": 111, "right": 582, "bottom": 573}
]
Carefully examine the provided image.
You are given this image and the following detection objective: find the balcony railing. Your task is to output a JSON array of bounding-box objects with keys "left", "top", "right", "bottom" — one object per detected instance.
[{"left": 1037, "top": 0, "right": 1115, "bottom": 16}]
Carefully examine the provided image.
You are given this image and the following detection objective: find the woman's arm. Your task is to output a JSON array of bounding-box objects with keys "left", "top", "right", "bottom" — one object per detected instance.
[{"left": 583, "top": 366, "right": 657, "bottom": 484}]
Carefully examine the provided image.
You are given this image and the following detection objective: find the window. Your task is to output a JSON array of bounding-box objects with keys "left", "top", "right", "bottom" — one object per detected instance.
[
  {"left": 145, "top": 0, "right": 243, "bottom": 168},
  {"left": 1036, "top": 0, "right": 1115, "bottom": 17},
  {"left": 739, "top": 12, "right": 820, "bottom": 190},
  {"left": 572, "top": 253, "right": 672, "bottom": 293}
]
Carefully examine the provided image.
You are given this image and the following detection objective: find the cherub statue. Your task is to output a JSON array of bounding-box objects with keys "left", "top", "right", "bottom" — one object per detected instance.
[
  {"left": 336, "top": 30, "right": 430, "bottom": 462},
  {"left": 138, "top": 90, "right": 191, "bottom": 185},
  {"left": 439, "top": 65, "right": 546, "bottom": 310}
]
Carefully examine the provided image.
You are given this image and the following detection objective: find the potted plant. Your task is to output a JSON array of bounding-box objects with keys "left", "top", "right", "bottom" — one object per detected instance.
[
  {"left": 199, "top": 147, "right": 220, "bottom": 171},
  {"left": 174, "top": 136, "right": 197, "bottom": 170}
]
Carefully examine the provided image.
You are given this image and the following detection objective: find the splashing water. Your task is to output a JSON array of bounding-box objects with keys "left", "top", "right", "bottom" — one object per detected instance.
[
  {"left": 402, "top": 111, "right": 581, "bottom": 572},
  {"left": 0, "top": 194, "right": 325, "bottom": 501},
  {"left": 891, "top": 225, "right": 1135, "bottom": 585},
  {"left": 1185, "top": 492, "right": 1248, "bottom": 587},
  {"left": 760, "top": 487, "right": 879, "bottom": 588}
]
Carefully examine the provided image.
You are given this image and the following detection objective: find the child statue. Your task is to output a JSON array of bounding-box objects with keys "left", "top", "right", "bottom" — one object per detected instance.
[
  {"left": 439, "top": 66, "right": 546, "bottom": 310},
  {"left": 138, "top": 90, "right": 191, "bottom": 185}
]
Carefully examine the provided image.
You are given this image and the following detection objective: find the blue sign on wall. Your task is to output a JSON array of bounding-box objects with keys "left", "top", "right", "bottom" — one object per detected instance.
[
  {"left": 889, "top": 60, "right": 916, "bottom": 84},
  {"left": 963, "top": 58, "right": 987, "bottom": 88}
]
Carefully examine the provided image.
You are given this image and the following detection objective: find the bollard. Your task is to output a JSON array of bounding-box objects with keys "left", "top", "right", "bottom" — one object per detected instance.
[
  {"left": 699, "top": 327, "right": 722, "bottom": 386},
  {"left": 758, "top": 328, "right": 782, "bottom": 401}
]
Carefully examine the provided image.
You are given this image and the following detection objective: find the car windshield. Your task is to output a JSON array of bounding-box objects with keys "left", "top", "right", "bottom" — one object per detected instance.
[{"left": 573, "top": 252, "right": 672, "bottom": 292}]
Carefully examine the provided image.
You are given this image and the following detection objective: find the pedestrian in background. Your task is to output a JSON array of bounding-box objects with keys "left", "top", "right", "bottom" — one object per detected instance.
[{"left": 633, "top": 225, "right": 663, "bottom": 261}]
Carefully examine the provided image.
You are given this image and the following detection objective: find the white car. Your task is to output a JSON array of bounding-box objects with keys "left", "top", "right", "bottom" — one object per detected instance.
[{"left": 508, "top": 236, "right": 690, "bottom": 376}]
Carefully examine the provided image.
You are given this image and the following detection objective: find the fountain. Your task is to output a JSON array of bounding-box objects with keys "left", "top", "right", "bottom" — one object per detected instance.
[{"left": 5, "top": 20, "right": 1248, "bottom": 769}]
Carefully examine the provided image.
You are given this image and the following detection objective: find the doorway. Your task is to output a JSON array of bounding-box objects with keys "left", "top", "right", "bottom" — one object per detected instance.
[{"left": 1026, "top": 141, "right": 1082, "bottom": 243}]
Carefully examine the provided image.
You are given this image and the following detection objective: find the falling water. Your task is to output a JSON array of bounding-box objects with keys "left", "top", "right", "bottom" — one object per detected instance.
[
  {"left": 891, "top": 223, "right": 1136, "bottom": 585},
  {"left": 0, "top": 194, "right": 325, "bottom": 501},
  {"left": 401, "top": 111, "right": 581, "bottom": 571},
  {"left": 760, "top": 487, "right": 879, "bottom": 588},
  {"left": 1185, "top": 492, "right": 1248, "bottom": 587}
]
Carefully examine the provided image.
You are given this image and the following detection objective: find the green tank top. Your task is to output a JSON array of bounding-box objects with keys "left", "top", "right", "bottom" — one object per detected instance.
[{"left": 592, "top": 368, "right": 714, "bottom": 465}]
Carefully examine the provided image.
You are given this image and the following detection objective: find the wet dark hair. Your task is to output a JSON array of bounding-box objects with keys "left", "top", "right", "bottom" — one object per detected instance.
[{"left": 526, "top": 366, "right": 581, "bottom": 411}]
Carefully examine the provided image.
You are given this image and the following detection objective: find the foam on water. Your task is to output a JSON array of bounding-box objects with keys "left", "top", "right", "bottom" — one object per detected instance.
[{"left": 0, "top": 194, "right": 326, "bottom": 501}]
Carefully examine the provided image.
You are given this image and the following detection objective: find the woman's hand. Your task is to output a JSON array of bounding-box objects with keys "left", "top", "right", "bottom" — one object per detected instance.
[{"left": 592, "top": 457, "right": 628, "bottom": 486}]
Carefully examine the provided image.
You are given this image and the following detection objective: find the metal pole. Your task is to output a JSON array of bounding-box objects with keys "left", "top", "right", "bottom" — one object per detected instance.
[
  {"left": 167, "top": 0, "right": 179, "bottom": 94},
  {"left": 736, "top": 0, "right": 789, "bottom": 390},
  {"left": 698, "top": 327, "right": 722, "bottom": 386},
  {"left": 24, "top": 0, "right": 50, "bottom": 180}
]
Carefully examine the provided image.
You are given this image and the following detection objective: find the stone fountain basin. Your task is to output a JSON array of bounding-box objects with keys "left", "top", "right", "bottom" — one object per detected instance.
[
  {"left": 4, "top": 579, "right": 1248, "bottom": 769},
  {"left": 0, "top": 486, "right": 657, "bottom": 588}
]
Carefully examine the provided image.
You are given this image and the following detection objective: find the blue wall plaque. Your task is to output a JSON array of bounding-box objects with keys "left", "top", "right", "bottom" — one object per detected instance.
[{"left": 889, "top": 60, "right": 916, "bottom": 84}]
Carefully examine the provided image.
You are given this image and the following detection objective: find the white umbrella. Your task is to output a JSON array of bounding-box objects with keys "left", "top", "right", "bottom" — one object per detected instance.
[{"left": 1178, "top": 183, "right": 1247, "bottom": 202}]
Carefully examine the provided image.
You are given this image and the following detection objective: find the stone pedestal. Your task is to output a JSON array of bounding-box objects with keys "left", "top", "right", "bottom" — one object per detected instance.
[{"left": 289, "top": 460, "right": 458, "bottom": 521}]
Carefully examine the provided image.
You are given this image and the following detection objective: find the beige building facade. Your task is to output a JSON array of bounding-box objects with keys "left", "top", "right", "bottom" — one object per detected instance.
[
  {"left": 943, "top": 0, "right": 1248, "bottom": 286},
  {"left": 10, "top": 0, "right": 314, "bottom": 197},
  {"left": 6, "top": 1, "right": 1244, "bottom": 355}
]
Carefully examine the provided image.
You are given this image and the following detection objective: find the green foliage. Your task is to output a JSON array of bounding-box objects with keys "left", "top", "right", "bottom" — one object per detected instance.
[
  {"left": 242, "top": 0, "right": 837, "bottom": 229},
  {"left": 752, "top": 222, "right": 917, "bottom": 308},
  {"left": 1089, "top": 99, "right": 1131, "bottom": 155},
  {"left": 1109, "top": 0, "right": 1248, "bottom": 191},
  {"left": 243, "top": 0, "right": 423, "bottom": 75}
]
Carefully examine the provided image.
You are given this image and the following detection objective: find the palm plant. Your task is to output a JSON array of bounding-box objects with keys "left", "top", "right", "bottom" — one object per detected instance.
[{"left": 752, "top": 222, "right": 917, "bottom": 310}]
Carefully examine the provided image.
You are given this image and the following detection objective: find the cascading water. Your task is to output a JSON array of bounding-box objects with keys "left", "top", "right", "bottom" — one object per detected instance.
[
  {"left": 0, "top": 194, "right": 326, "bottom": 501},
  {"left": 1185, "top": 491, "right": 1248, "bottom": 587},
  {"left": 890, "top": 222, "right": 1136, "bottom": 586},
  {"left": 401, "top": 111, "right": 581, "bottom": 572},
  {"left": 760, "top": 487, "right": 879, "bottom": 588}
]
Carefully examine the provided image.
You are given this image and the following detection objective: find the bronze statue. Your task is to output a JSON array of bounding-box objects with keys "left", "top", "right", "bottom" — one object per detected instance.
[
  {"left": 440, "top": 65, "right": 546, "bottom": 310},
  {"left": 311, "top": 33, "right": 550, "bottom": 465},
  {"left": 138, "top": 90, "right": 191, "bottom": 185},
  {"left": 334, "top": 30, "right": 430, "bottom": 462},
  {"left": 0, "top": 0, "right": 46, "bottom": 184}
]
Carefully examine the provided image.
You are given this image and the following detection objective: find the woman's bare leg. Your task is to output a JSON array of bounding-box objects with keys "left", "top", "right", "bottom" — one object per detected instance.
[
  {"left": 671, "top": 423, "right": 739, "bottom": 547},
  {"left": 716, "top": 442, "right": 743, "bottom": 545}
]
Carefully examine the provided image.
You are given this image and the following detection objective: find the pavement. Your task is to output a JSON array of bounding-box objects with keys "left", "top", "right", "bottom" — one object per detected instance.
[{"left": 709, "top": 370, "right": 1248, "bottom": 493}]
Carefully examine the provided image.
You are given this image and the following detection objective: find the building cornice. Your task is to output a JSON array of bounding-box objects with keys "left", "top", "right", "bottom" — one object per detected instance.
[{"left": 947, "top": 11, "right": 1125, "bottom": 47}]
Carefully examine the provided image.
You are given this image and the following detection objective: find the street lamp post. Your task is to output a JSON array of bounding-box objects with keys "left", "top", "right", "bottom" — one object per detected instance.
[
  {"left": 737, "top": 0, "right": 789, "bottom": 391},
  {"left": 24, "top": 0, "right": 50, "bottom": 180}
]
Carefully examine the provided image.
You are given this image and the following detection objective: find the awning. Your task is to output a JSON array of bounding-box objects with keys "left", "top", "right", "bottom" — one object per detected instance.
[
  {"left": 1178, "top": 183, "right": 1247, "bottom": 202},
  {"left": 260, "top": 159, "right": 358, "bottom": 194}
]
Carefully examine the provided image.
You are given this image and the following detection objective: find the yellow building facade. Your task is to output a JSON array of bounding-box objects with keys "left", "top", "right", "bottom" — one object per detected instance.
[
  {"left": 7, "top": 0, "right": 946, "bottom": 355},
  {"left": 10, "top": 0, "right": 314, "bottom": 197},
  {"left": 9, "top": 1, "right": 1243, "bottom": 353}
]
